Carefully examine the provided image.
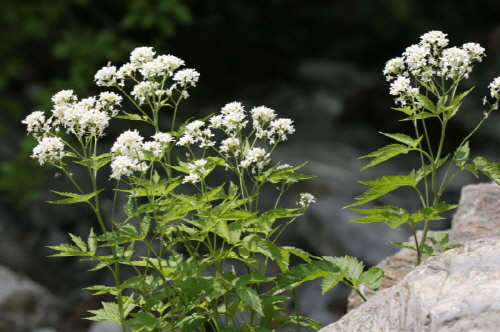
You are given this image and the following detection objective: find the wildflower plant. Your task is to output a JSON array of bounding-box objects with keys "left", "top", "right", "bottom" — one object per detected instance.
[
  {"left": 24, "top": 47, "right": 383, "bottom": 331},
  {"left": 347, "top": 31, "right": 500, "bottom": 265}
]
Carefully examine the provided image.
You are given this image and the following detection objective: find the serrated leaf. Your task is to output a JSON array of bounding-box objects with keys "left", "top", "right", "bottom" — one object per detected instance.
[
  {"left": 237, "top": 286, "right": 264, "bottom": 316},
  {"left": 400, "top": 111, "right": 437, "bottom": 121},
  {"left": 346, "top": 175, "right": 417, "bottom": 208},
  {"left": 320, "top": 273, "right": 344, "bottom": 293},
  {"left": 359, "top": 144, "right": 411, "bottom": 170},
  {"left": 323, "top": 256, "right": 364, "bottom": 283},
  {"left": 351, "top": 205, "right": 410, "bottom": 228},
  {"left": 387, "top": 241, "right": 417, "bottom": 251},
  {"left": 416, "top": 94, "right": 436, "bottom": 113},
  {"left": 270, "top": 261, "right": 339, "bottom": 295},
  {"left": 410, "top": 202, "right": 459, "bottom": 224},
  {"left": 380, "top": 132, "right": 422, "bottom": 148},
  {"left": 69, "top": 233, "right": 87, "bottom": 252},
  {"left": 87, "top": 228, "right": 97, "bottom": 253},
  {"left": 391, "top": 106, "right": 414, "bottom": 115},
  {"left": 360, "top": 266, "right": 385, "bottom": 290},
  {"left": 242, "top": 235, "right": 288, "bottom": 271},
  {"left": 421, "top": 244, "right": 435, "bottom": 257},
  {"left": 48, "top": 189, "right": 104, "bottom": 204},
  {"left": 115, "top": 111, "right": 150, "bottom": 122},
  {"left": 428, "top": 232, "right": 450, "bottom": 248},
  {"left": 474, "top": 157, "right": 500, "bottom": 185},
  {"left": 86, "top": 302, "right": 121, "bottom": 322},
  {"left": 454, "top": 141, "right": 470, "bottom": 166}
]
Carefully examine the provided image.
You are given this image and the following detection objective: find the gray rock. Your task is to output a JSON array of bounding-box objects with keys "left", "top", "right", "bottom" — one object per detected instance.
[
  {"left": 319, "top": 236, "right": 500, "bottom": 332},
  {"left": 0, "top": 265, "right": 58, "bottom": 331},
  {"left": 347, "top": 182, "right": 500, "bottom": 311},
  {"left": 87, "top": 321, "right": 123, "bottom": 332}
]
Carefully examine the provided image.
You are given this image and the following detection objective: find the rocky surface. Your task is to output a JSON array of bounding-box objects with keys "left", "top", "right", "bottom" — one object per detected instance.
[
  {"left": 319, "top": 236, "right": 500, "bottom": 332},
  {"left": 0, "top": 264, "right": 58, "bottom": 331},
  {"left": 347, "top": 182, "right": 500, "bottom": 311}
]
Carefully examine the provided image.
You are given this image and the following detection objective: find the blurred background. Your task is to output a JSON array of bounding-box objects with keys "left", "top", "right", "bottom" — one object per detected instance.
[{"left": 2, "top": 1, "right": 500, "bottom": 331}]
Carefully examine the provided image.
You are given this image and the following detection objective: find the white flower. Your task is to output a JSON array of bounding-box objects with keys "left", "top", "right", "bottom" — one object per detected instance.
[
  {"left": 251, "top": 106, "right": 276, "bottom": 127},
  {"left": 78, "top": 108, "right": 110, "bottom": 137},
  {"left": 251, "top": 106, "right": 276, "bottom": 139},
  {"left": 139, "top": 59, "right": 167, "bottom": 78},
  {"left": 187, "top": 159, "right": 209, "bottom": 175},
  {"left": 268, "top": 118, "right": 295, "bottom": 144},
  {"left": 219, "top": 137, "right": 240, "bottom": 155},
  {"left": 209, "top": 114, "right": 224, "bottom": 129},
  {"left": 95, "top": 66, "right": 117, "bottom": 86},
  {"left": 173, "top": 68, "right": 200, "bottom": 87},
  {"left": 31, "top": 136, "right": 65, "bottom": 165},
  {"left": 157, "top": 55, "right": 185, "bottom": 73},
  {"left": 51, "top": 90, "right": 77, "bottom": 105},
  {"left": 99, "top": 92, "right": 122, "bottom": 106},
  {"left": 489, "top": 77, "right": 500, "bottom": 98},
  {"left": 462, "top": 42, "right": 485, "bottom": 62},
  {"left": 240, "top": 147, "right": 270, "bottom": 170},
  {"left": 176, "top": 133, "right": 195, "bottom": 147},
  {"left": 420, "top": 31, "right": 448, "bottom": 47},
  {"left": 220, "top": 102, "right": 247, "bottom": 134},
  {"left": 298, "top": 192, "right": 316, "bottom": 208},
  {"left": 185, "top": 120, "right": 205, "bottom": 134},
  {"left": 117, "top": 62, "right": 136, "bottom": 85},
  {"left": 110, "top": 155, "right": 146, "bottom": 179},
  {"left": 111, "top": 129, "right": 145, "bottom": 158},
  {"left": 383, "top": 57, "right": 405, "bottom": 80},
  {"left": 182, "top": 173, "right": 200, "bottom": 184},
  {"left": 439, "top": 46, "right": 472, "bottom": 79},
  {"left": 152, "top": 132, "right": 175, "bottom": 144},
  {"left": 182, "top": 159, "right": 210, "bottom": 184},
  {"left": 403, "top": 44, "right": 430, "bottom": 76},
  {"left": 142, "top": 141, "right": 163, "bottom": 157},
  {"left": 22, "top": 111, "right": 46, "bottom": 134},
  {"left": 130, "top": 47, "right": 156, "bottom": 67},
  {"left": 131, "top": 81, "right": 160, "bottom": 105}
]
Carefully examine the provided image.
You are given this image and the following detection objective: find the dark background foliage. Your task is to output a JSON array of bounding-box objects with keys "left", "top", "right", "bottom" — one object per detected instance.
[{"left": 2, "top": 0, "right": 500, "bottom": 329}]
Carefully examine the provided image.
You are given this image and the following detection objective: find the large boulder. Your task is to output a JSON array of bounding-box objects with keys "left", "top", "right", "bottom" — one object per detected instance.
[
  {"left": 319, "top": 236, "right": 500, "bottom": 332},
  {"left": 347, "top": 182, "right": 500, "bottom": 311},
  {"left": 0, "top": 264, "right": 59, "bottom": 331}
]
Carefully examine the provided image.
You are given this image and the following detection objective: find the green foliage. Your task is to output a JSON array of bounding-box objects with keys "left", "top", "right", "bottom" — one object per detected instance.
[
  {"left": 347, "top": 31, "right": 500, "bottom": 266},
  {"left": 26, "top": 47, "right": 381, "bottom": 331}
]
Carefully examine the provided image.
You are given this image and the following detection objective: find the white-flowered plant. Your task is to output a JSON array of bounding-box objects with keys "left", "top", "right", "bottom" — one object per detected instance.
[
  {"left": 23, "top": 47, "right": 382, "bottom": 332},
  {"left": 348, "top": 31, "right": 500, "bottom": 266}
]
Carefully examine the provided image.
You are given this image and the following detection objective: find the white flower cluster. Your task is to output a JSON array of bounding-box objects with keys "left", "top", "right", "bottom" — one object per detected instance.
[
  {"left": 383, "top": 31, "right": 486, "bottom": 106},
  {"left": 22, "top": 89, "right": 123, "bottom": 165},
  {"left": 182, "top": 159, "right": 209, "bottom": 184},
  {"left": 94, "top": 47, "right": 199, "bottom": 105},
  {"left": 110, "top": 130, "right": 175, "bottom": 179},
  {"left": 239, "top": 147, "right": 270, "bottom": 171},
  {"left": 298, "top": 192, "right": 316, "bottom": 208}
]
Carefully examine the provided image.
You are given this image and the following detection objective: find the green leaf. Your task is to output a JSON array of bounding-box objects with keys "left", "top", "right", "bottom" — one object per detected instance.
[
  {"left": 351, "top": 205, "right": 410, "bottom": 228},
  {"left": 242, "top": 235, "right": 288, "bottom": 271},
  {"left": 380, "top": 132, "right": 422, "bottom": 148},
  {"left": 399, "top": 111, "right": 437, "bottom": 121},
  {"left": 474, "top": 157, "right": 500, "bottom": 185},
  {"left": 410, "top": 202, "right": 460, "bottom": 224},
  {"left": 86, "top": 302, "right": 122, "bottom": 322},
  {"left": 454, "top": 141, "right": 470, "bottom": 166},
  {"left": 391, "top": 106, "right": 414, "bottom": 115},
  {"left": 387, "top": 241, "right": 417, "bottom": 251},
  {"left": 73, "top": 153, "right": 112, "bottom": 171},
  {"left": 359, "top": 144, "right": 411, "bottom": 170},
  {"left": 48, "top": 189, "right": 104, "bottom": 204},
  {"left": 270, "top": 261, "right": 339, "bottom": 295},
  {"left": 115, "top": 111, "right": 150, "bottom": 122},
  {"left": 422, "top": 244, "right": 435, "bottom": 257},
  {"left": 346, "top": 175, "right": 417, "bottom": 208},
  {"left": 416, "top": 94, "right": 436, "bottom": 113},
  {"left": 69, "top": 233, "right": 87, "bottom": 252},
  {"left": 360, "top": 266, "right": 385, "bottom": 291},
  {"left": 237, "top": 286, "right": 264, "bottom": 316},
  {"left": 320, "top": 273, "right": 345, "bottom": 293}
]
